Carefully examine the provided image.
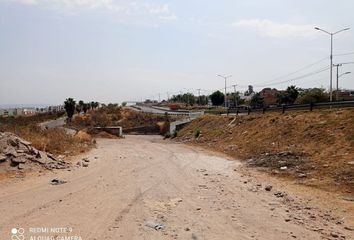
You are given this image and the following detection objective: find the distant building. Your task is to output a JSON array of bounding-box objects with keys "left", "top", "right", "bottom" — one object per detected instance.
[
  {"left": 333, "top": 89, "right": 354, "bottom": 101},
  {"left": 260, "top": 88, "right": 283, "bottom": 106},
  {"left": 0, "top": 108, "right": 21, "bottom": 117},
  {"left": 22, "top": 108, "right": 36, "bottom": 116}
]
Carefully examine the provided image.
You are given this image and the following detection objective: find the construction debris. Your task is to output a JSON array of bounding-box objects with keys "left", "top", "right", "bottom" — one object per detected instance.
[
  {"left": 145, "top": 220, "right": 165, "bottom": 231},
  {"left": 0, "top": 132, "right": 71, "bottom": 171},
  {"left": 50, "top": 178, "right": 67, "bottom": 185}
]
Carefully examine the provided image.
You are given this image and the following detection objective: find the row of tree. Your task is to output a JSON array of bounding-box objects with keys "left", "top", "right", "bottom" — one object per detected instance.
[
  {"left": 64, "top": 98, "right": 99, "bottom": 121},
  {"left": 169, "top": 86, "right": 331, "bottom": 108},
  {"left": 250, "top": 86, "right": 330, "bottom": 108}
]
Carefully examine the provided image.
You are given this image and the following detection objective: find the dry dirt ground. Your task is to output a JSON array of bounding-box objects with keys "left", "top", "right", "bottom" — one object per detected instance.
[{"left": 0, "top": 136, "right": 353, "bottom": 240}]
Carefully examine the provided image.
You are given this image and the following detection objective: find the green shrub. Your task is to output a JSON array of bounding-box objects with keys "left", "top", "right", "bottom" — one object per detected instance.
[{"left": 195, "top": 129, "right": 201, "bottom": 138}]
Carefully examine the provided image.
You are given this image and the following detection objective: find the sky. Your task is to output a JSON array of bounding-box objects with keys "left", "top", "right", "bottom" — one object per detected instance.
[{"left": 0, "top": 0, "right": 353, "bottom": 105}]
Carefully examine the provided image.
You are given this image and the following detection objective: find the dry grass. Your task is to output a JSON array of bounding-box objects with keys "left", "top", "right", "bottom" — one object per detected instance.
[
  {"left": 0, "top": 113, "right": 94, "bottom": 156},
  {"left": 176, "top": 109, "right": 354, "bottom": 193}
]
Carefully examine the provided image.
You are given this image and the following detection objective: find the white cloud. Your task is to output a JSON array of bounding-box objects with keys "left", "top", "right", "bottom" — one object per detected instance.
[
  {"left": 3, "top": 0, "right": 173, "bottom": 17},
  {"left": 159, "top": 14, "right": 177, "bottom": 21},
  {"left": 8, "top": 0, "right": 38, "bottom": 5},
  {"left": 232, "top": 19, "right": 315, "bottom": 38}
]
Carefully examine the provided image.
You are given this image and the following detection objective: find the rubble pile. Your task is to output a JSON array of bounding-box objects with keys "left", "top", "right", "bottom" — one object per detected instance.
[{"left": 0, "top": 132, "right": 70, "bottom": 171}]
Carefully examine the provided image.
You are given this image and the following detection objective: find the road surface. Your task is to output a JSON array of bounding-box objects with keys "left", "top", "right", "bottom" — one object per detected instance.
[
  {"left": 0, "top": 136, "right": 351, "bottom": 240},
  {"left": 38, "top": 117, "right": 66, "bottom": 129}
]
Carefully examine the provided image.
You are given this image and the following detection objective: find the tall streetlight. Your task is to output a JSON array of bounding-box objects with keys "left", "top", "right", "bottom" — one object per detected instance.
[
  {"left": 314, "top": 27, "right": 350, "bottom": 101},
  {"left": 217, "top": 74, "right": 232, "bottom": 108}
]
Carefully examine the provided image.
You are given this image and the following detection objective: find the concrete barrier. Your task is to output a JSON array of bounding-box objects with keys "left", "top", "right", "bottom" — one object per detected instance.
[{"left": 94, "top": 126, "right": 123, "bottom": 137}]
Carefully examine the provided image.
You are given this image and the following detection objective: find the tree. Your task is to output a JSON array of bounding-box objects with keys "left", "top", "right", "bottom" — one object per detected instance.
[
  {"left": 90, "top": 101, "right": 95, "bottom": 110},
  {"left": 210, "top": 91, "right": 224, "bottom": 106},
  {"left": 82, "top": 103, "right": 90, "bottom": 113},
  {"left": 64, "top": 98, "right": 76, "bottom": 122},
  {"left": 197, "top": 95, "right": 209, "bottom": 105},
  {"left": 170, "top": 93, "right": 196, "bottom": 105},
  {"left": 229, "top": 92, "right": 245, "bottom": 107},
  {"left": 296, "top": 88, "right": 329, "bottom": 104},
  {"left": 250, "top": 93, "right": 264, "bottom": 108},
  {"left": 75, "top": 104, "right": 82, "bottom": 114},
  {"left": 276, "top": 85, "right": 299, "bottom": 105}
]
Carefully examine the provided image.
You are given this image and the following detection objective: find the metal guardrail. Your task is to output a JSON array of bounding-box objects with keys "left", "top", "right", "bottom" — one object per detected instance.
[{"left": 226, "top": 100, "right": 354, "bottom": 115}]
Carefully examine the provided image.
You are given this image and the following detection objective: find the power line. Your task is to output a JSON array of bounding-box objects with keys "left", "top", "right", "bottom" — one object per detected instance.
[
  {"left": 334, "top": 52, "right": 354, "bottom": 57},
  {"left": 251, "top": 56, "right": 329, "bottom": 87},
  {"left": 254, "top": 66, "right": 330, "bottom": 87}
]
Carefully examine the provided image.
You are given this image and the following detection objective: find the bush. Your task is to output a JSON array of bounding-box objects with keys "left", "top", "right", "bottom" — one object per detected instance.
[
  {"left": 195, "top": 129, "right": 201, "bottom": 138},
  {"left": 296, "top": 88, "right": 329, "bottom": 104}
]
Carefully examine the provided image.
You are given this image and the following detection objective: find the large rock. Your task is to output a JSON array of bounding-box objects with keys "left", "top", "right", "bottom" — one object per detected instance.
[
  {"left": 0, "top": 154, "right": 7, "bottom": 162},
  {"left": 35, "top": 151, "right": 49, "bottom": 164},
  {"left": 11, "top": 157, "right": 27, "bottom": 164}
]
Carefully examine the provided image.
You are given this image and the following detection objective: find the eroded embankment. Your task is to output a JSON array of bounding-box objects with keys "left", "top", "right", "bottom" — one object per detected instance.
[{"left": 175, "top": 109, "right": 354, "bottom": 193}]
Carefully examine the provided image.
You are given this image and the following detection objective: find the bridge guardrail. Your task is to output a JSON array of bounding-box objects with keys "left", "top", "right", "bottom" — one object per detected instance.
[{"left": 226, "top": 100, "right": 354, "bottom": 115}]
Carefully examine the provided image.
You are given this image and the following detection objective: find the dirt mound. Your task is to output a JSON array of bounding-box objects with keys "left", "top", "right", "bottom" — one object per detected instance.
[
  {"left": 175, "top": 109, "right": 354, "bottom": 193},
  {"left": 74, "top": 130, "right": 92, "bottom": 142},
  {"left": 0, "top": 132, "right": 70, "bottom": 172}
]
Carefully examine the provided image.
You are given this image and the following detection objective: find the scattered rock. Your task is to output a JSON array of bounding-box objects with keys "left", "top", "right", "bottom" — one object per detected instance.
[
  {"left": 11, "top": 157, "right": 27, "bottom": 164},
  {"left": 298, "top": 173, "right": 307, "bottom": 178},
  {"left": 36, "top": 151, "right": 49, "bottom": 164},
  {"left": 330, "top": 232, "right": 339, "bottom": 238},
  {"left": 0, "top": 154, "right": 7, "bottom": 162},
  {"left": 347, "top": 161, "right": 354, "bottom": 166},
  {"left": 50, "top": 178, "right": 67, "bottom": 185},
  {"left": 145, "top": 221, "right": 164, "bottom": 231},
  {"left": 18, "top": 163, "right": 26, "bottom": 169},
  {"left": 342, "top": 196, "right": 354, "bottom": 202},
  {"left": 280, "top": 166, "right": 288, "bottom": 170},
  {"left": 265, "top": 185, "right": 273, "bottom": 191},
  {"left": 82, "top": 162, "right": 89, "bottom": 167},
  {"left": 19, "top": 139, "right": 31, "bottom": 146},
  {"left": 274, "top": 191, "right": 285, "bottom": 198},
  {"left": 344, "top": 226, "right": 353, "bottom": 231}
]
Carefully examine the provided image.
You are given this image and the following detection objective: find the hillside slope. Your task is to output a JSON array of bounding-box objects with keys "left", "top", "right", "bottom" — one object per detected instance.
[{"left": 175, "top": 109, "right": 354, "bottom": 193}]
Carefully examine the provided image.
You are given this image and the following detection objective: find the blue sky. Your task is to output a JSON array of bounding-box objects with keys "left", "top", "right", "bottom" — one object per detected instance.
[{"left": 0, "top": 0, "right": 353, "bottom": 105}]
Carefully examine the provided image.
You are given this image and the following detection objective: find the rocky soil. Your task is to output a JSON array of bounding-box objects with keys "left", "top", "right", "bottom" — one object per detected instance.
[{"left": 0, "top": 132, "right": 71, "bottom": 172}]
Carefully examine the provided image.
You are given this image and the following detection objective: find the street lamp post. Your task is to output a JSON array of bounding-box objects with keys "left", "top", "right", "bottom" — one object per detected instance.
[
  {"left": 217, "top": 74, "right": 232, "bottom": 108},
  {"left": 315, "top": 27, "right": 350, "bottom": 102}
]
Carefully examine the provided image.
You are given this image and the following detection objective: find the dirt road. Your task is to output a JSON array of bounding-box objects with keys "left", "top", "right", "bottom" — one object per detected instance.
[{"left": 0, "top": 136, "right": 352, "bottom": 240}]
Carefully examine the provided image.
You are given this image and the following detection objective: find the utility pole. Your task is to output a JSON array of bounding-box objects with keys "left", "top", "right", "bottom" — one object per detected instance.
[
  {"left": 315, "top": 27, "right": 350, "bottom": 101},
  {"left": 333, "top": 62, "right": 353, "bottom": 101},
  {"left": 166, "top": 92, "right": 170, "bottom": 102},
  {"left": 217, "top": 74, "right": 232, "bottom": 108},
  {"left": 158, "top": 93, "right": 161, "bottom": 103},
  {"left": 334, "top": 64, "right": 342, "bottom": 101},
  {"left": 232, "top": 85, "right": 238, "bottom": 110},
  {"left": 197, "top": 89, "right": 201, "bottom": 105}
]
